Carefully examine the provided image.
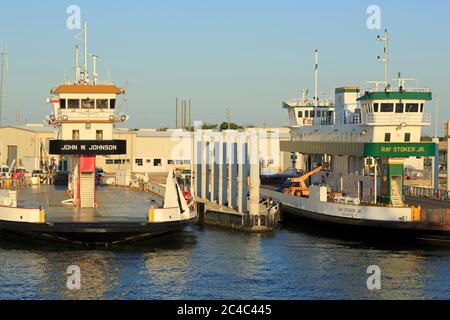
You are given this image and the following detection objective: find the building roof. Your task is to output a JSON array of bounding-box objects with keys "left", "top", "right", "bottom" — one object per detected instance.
[
  {"left": 357, "top": 91, "right": 432, "bottom": 101},
  {"left": 51, "top": 84, "right": 124, "bottom": 95},
  {"left": 0, "top": 125, "right": 55, "bottom": 133},
  {"left": 335, "top": 86, "right": 360, "bottom": 94}
]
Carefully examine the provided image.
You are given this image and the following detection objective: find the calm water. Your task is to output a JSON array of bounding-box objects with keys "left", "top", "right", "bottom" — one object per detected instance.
[{"left": 0, "top": 224, "right": 449, "bottom": 300}]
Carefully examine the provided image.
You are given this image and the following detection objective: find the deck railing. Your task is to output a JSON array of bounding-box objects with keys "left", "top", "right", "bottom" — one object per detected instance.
[
  {"left": 404, "top": 186, "right": 450, "bottom": 201},
  {"left": 363, "top": 113, "right": 432, "bottom": 126}
]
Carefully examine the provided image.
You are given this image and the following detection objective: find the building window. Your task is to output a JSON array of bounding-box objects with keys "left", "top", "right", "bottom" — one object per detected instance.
[
  {"left": 298, "top": 111, "right": 303, "bottom": 118},
  {"left": 373, "top": 103, "right": 379, "bottom": 112},
  {"left": 110, "top": 99, "right": 116, "bottom": 109},
  {"left": 135, "top": 159, "right": 143, "bottom": 167},
  {"left": 305, "top": 110, "right": 309, "bottom": 118},
  {"left": 96, "top": 99, "right": 108, "bottom": 109},
  {"left": 72, "top": 130, "right": 80, "bottom": 140},
  {"left": 405, "top": 103, "right": 419, "bottom": 112},
  {"left": 60, "top": 99, "right": 67, "bottom": 109},
  {"left": 146, "top": 159, "right": 152, "bottom": 164},
  {"left": 106, "top": 160, "right": 114, "bottom": 165},
  {"left": 380, "top": 103, "right": 394, "bottom": 112},
  {"left": 96, "top": 130, "right": 103, "bottom": 140},
  {"left": 395, "top": 103, "right": 404, "bottom": 113},
  {"left": 68, "top": 99, "right": 80, "bottom": 109},
  {"left": 81, "top": 99, "right": 95, "bottom": 109},
  {"left": 420, "top": 103, "right": 424, "bottom": 112},
  {"left": 310, "top": 110, "right": 315, "bottom": 118},
  {"left": 405, "top": 133, "right": 411, "bottom": 142},
  {"left": 384, "top": 133, "right": 391, "bottom": 142},
  {"left": 154, "top": 159, "right": 162, "bottom": 166}
]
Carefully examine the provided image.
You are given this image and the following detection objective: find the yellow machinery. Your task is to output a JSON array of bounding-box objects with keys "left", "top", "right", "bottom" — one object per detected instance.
[{"left": 283, "top": 163, "right": 329, "bottom": 197}]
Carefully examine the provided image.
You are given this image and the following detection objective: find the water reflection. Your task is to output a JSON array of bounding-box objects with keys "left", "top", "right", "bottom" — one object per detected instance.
[{"left": 0, "top": 225, "right": 449, "bottom": 300}]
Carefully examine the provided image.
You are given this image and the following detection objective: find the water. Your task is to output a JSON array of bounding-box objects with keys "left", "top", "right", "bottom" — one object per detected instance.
[{"left": 0, "top": 224, "right": 449, "bottom": 300}]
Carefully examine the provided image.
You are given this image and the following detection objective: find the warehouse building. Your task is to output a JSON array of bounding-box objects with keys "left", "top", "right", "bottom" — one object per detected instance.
[{"left": 0, "top": 125, "right": 294, "bottom": 175}]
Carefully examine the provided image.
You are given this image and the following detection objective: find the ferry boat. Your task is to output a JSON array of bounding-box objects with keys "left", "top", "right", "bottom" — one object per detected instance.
[
  {"left": 261, "top": 30, "right": 450, "bottom": 242},
  {"left": 0, "top": 21, "right": 197, "bottom": 245}
]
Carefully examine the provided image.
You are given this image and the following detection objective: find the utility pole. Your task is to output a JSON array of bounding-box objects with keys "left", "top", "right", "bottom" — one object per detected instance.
[
  {"left": 435, "top": 96, "right": 439, "bottom": 139},
  {"left": 176, "top": 98, "right": 179, "bottom": 129},
  {"left": 16, "top": 110, "right": 21, "bottom": 126},
  {"left": 188, "top": 99, "right": 192, "bottom": 131},
  {"left": 446, "top": 120, "right": 450, "bottom": 192}
]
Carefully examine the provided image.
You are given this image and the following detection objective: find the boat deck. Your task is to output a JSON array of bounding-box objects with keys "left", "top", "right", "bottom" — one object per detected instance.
[
  {"left": 17, "top": 185, "right": 161, "bottom": 223},
  {"left": 261, "top": 186, "right": 450, "bottom": 210}
]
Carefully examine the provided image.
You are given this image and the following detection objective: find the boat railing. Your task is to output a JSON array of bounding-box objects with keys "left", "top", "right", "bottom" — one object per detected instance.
[
  {"left": 363, "top": 113, "right": 432, "bottom": 125},
  {"left": 405, "top": 185, "right": 450, "bottom": 201},
  {"left": 363, "top": 81, "right": 430, "bottom": 93},
  {"left": 56, "top": 110, "right": 127, "bottom": 122}
]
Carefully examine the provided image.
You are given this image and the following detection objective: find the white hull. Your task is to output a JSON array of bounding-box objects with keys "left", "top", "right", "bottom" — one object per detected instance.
[{"left": 261, "top": 188, "right": 412, "bottom": 223}]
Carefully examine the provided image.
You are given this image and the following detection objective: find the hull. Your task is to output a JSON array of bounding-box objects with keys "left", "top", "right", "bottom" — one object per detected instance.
[
  {"left": 281, "top": 205, "right": 450, "bottom": 243},
  {"left": 0, "top": 218, "right": 197, "bottom": 246}
]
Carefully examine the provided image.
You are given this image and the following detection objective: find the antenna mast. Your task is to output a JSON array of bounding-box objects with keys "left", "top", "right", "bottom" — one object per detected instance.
[
  {"left": 91, "top": 54, "right": 98, "bottom": 84},
  {"left": 75, "top": 45, "right": 81, "bottom": 83},
  {"left": 377, "top": 29, "right": 389, "bottom": 89},
  {"left": 314, "top": 49, "right": 318, "bottom": 107},
  {"left": 83, "top": 19, "right": 88, "bottom": 83},
  {"left": 0, "top": 42, "right": 7, "bottom": 127},
  {"left": 314, "top": 49, "right": 318, "bottom": 125}
]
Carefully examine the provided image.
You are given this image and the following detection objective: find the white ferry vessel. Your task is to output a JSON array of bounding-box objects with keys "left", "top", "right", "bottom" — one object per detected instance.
[
  {"left": 262, "top": 30, "right": 450, "bottom": 241},
  {"left": 0, "top": 21, "right": 196, "bottom": 245}
]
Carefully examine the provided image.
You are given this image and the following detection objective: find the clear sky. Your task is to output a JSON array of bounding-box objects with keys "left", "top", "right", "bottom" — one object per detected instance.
[{"left": 0, "top": 0, "right": 449, "bottom": 135}]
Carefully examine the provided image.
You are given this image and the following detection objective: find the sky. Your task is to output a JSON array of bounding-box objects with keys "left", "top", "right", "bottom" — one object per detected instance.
[{"left": 0, "top": 0, "right": 449, "bottom": 135}]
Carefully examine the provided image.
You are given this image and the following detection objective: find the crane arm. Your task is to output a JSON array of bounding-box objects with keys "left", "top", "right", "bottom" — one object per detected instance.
[{"left": 290, "top": 163, "right": 328, "bottom": 189}]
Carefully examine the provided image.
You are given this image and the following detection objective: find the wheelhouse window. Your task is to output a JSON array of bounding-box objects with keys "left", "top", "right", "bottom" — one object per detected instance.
[
  {"left": 298, "top": 111, "right": 303, "bottom": 118},
  {"left": 154, "top": 159, "right": 162, "bottom": 167},
  {"left": 420, "top": 104, "right": 424, "bottom": 113},
  {"left": 405, "top": 103, "right": 419, "bottom": 112},
  {"left": 380, "top": 103, "right": 394, "bottom": 112},
  {"left": 60, "top": 99, "right": 67, "bottom": 109},
  {"left": 310, "top": 110, "right": 315, "bottom": 118},
  {"left": 135, "top": 159, "right": 143, "bottom": 167},
  {"left": 395, "top": 103, "right": 404, "bottom": 113},
  {"left": 81, "top": 99, "right": 95, "bottom": 109},
  {"left": 96, "top": 130, "right": 103, "bottom": 140},
  {"left": 305, "top": 110, "right": 309, "bottom": 118},
  {"left": 384, "top": 133, "right": 391, "bottom": 142},
  {"left": 405, "top": 133, "right": 411, "bottom": 142},
  {"left": 110, "top": 99, "right": 116, "bottom": 110},
  {"left": 68, "top": 99, "right": 80, "bottom": 109},
  {"left": 373, "top": 103, "right": 379, "bottom": 112},
  {"left": 72, "top": 130, "right": 80, "bottom": 140},
  {"left": 96, "top": 99, "right": 108, "bottom": 109}
]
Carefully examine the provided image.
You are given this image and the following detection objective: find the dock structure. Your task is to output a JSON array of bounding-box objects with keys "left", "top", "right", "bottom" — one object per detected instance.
[
  {"left": 193, "top": 130, "right": 280, "bottom": 232},
  {"left": 447, "top": 121, "right": 450, "bottom": 192}
]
